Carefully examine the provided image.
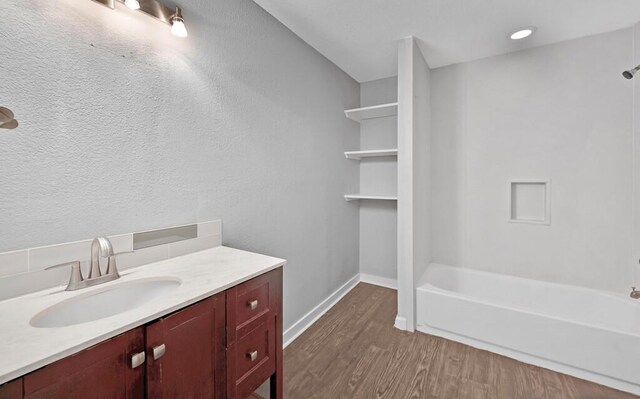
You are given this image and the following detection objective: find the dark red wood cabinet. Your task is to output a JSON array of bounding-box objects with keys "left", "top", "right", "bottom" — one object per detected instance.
[
  {"left": 146, "top": 293, "right": 226, "bottom": 399},
  {"left": 0, "top": 379, "right": 23, "bottom": 399},
  {"left": 2, "top": 267, "right": 283, "bottom": 399},
  {"left": 23, "top": 328, "right": 145, "bottom": 399}
]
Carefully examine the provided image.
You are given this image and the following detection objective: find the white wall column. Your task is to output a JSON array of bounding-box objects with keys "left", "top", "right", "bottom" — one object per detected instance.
[{"left": 396, "top": 36, "right": 431, "bottom": 332}]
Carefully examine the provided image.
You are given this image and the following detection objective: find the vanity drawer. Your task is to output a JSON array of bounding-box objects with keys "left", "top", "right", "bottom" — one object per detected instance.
[
  {"left": 228, "top": 271, "right": 277, "bottom": 332},
  {"left": 236, "top": 318, "right": 276, "bottom": 384},
  {"left": 231, "top": 318, "right": 276, "bottom": 399}
]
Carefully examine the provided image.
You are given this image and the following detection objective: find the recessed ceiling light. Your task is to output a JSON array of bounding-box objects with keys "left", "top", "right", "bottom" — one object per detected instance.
[{"left": 510, "top": 27, "right": 536, "bottom": 40}]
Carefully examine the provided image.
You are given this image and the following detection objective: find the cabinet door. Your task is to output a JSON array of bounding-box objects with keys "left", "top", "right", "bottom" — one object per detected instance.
[
  {"left": 23, "top": 328, "right": 145, "bottom": 399},
  {"left": 0, "top": 379, "right": 22, "bottom": 399},
  {"left": 146, "top": 292, "right": 226, "bottom": 399}
]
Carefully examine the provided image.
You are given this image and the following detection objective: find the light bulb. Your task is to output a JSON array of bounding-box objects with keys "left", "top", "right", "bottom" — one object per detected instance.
[
  {"left": 124, "top": 0, "right": 140, "bottom": 10},
  {"left": 171, "top": 18, "right": 188, "bottom": 38}
]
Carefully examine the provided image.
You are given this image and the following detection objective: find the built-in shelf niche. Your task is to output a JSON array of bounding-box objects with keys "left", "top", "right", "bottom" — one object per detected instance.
[
  {"left": 344, "top": 101, "right": 398, "bottom": 202},
  {"left": 509, "top": 180, "right": 550, "bottom": 225}
]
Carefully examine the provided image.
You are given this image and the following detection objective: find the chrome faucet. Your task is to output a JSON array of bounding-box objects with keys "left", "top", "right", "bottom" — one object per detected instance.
[
  {"left": 46, "top": 237, "right": 124, "bottom": 291},
  {"left": 89, "top": 237, "right": 118, "bottom": 279},
  {"left": 631, "top": 287, "right": 640, "bottom": 299}
]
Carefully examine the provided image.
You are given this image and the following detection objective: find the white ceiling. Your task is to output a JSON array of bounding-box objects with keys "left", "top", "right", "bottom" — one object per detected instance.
[{"left": 253, "top": 0, "right": 640, "bottom": 82}]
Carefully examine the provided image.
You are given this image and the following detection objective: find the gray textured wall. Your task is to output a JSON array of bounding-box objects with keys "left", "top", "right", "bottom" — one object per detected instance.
[{"left": 0, "top": 0, "right": 360, "bottom": 328}]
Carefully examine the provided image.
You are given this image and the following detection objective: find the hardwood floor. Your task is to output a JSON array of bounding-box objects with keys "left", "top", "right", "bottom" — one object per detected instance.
[{"left": 283, "top": 283, "right": 637, "bottom": 399}]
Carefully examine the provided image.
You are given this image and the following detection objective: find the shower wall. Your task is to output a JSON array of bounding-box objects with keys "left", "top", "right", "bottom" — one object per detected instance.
[{"left": 430, "top": 27, "right": 635, "bottom": 293}]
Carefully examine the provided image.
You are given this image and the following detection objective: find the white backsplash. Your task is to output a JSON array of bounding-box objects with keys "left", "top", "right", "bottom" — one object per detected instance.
[
  {"left": 0, "top": 220, "right": 222, "bottom": 301},
  {"left": 0, "top": 250, "right": 28, "bottom": 278}
]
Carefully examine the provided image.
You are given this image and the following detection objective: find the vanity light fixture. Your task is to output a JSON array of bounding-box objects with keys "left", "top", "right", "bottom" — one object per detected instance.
[
  {"left": 124, "top": 0, "right": 140, "bottom": 10},
  {"left": 90, "top": 0, "right": 189, "bottom": 38},
  {"left": 510, "top": 27, "right": 536, "bottom": 40},
  {"left": 170, "top": 7, "right": 188, "bottom": 38}
]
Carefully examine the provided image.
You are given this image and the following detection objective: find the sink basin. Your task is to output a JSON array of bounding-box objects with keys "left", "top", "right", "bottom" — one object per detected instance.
[{"left": 30, "top": 277, "right": 182, "bottom": 328}]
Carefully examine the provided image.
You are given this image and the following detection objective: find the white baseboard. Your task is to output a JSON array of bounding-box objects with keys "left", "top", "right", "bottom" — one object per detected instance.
[
  {"left": 283, "top": 274, "right": 360, "bottom": 348},
  {"left": 283, "top": 273, "right": 400, "bottom": 348},
  {"left": 359, "top": 273, "right": 397, "bottom": 289},
  {"left": 394, "top": 315, "right": 408, "bottom": 331}
]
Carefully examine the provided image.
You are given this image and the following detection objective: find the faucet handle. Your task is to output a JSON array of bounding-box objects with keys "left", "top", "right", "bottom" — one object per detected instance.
[
  {"left": 45, "top": 261, "right": 82, "bottom": 272},
  {"left": 45, "top": 261, "right": 83, "bottom": 290}
]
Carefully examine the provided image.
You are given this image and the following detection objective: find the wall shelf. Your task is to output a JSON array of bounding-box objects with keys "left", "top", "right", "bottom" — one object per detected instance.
[
  {"left": 344, "top": 194, "right": 398, "bottom": 201},
  {"left": 344, "top": 149, "right": 398, "bottom": 160},
  {"left": 344, "top": 102, "right": 398, "bottom": 122}
]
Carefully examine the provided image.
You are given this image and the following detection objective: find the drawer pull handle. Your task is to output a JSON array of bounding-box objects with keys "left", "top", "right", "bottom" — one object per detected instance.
[
  {"left": 130, "top": 351, "right": 146, "bottom": 369},
  {"left": 247, "top": 350, "right": 258, "bottom": 362},
  {"left": 153, "top": 344, "right": 166, "bottom": 360},
  {"left": 248, "top": 299, "right": 258, "bottom": 310}
]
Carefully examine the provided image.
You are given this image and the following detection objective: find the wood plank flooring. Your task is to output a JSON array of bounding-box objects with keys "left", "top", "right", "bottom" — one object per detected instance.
[{"left": 283, "top": 283, "right": 637, "bottom": 399}]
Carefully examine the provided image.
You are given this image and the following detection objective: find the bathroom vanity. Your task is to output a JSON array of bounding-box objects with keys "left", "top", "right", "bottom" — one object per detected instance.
[{"left": 0, "top": 246, "right": 285, "bottom": 399}]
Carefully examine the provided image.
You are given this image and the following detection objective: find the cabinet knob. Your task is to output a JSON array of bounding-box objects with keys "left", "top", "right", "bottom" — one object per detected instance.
[
  {"left": 130, "top": 351, "right": 146, "bottom": 369},
  {"left": 247, "top": 299, "right": 258, "bottom": 310},
  {"left": 247, "top": 350, "right": 258, "bottom": 362},
  {"left": 153, "top": 344, "right": 166, "bottom": 360}
]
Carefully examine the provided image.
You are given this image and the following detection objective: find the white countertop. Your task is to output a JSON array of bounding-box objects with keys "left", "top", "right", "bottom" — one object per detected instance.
[{"left": 0, "top": 246, "right": 286, "bottom": 385}]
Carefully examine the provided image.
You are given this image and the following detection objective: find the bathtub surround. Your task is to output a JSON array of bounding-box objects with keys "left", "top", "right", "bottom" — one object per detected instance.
[
  {"left": 429, "top": 27, "right": 635, "bottom": 293},
  {"left": 0, "top": 0, "right": 359, "bottom": 335}
]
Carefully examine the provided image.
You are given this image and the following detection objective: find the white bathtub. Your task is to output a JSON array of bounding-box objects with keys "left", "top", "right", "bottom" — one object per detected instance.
[{"left": 416, "top": 263, "right": 640, "bottom": 395}]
